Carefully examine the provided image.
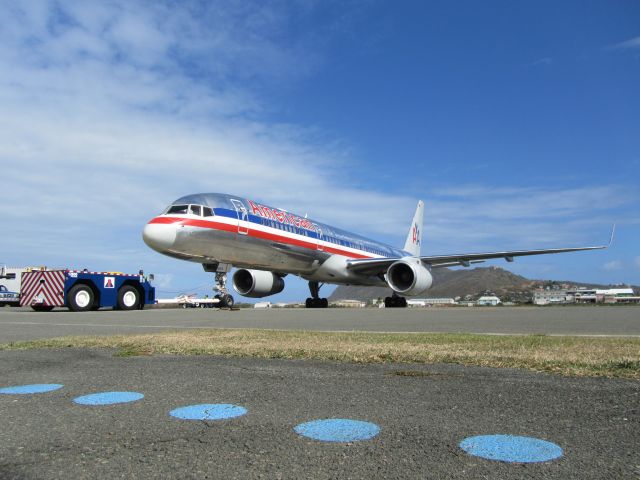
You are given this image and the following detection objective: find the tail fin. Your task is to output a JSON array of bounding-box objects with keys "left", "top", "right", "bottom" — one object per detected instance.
[{"left": 403, "top": 200, "right": 424, "bottom": 257}]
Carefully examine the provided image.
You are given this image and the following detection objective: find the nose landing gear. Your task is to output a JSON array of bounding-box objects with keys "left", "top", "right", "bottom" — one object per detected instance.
[
  {"left": 305, "top": 281, "right": 328, "bottom": 308},
  {"left": 214, "top": 272, "right": 235, "bottom": 308},
  {"left": 203, "top": 263, "right": 235, "bottom": 309}
]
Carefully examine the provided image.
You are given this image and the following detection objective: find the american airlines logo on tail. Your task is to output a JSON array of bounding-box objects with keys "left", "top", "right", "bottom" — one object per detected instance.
[{"left": 412, "top": 223, "right": 420, "bottom": 245}]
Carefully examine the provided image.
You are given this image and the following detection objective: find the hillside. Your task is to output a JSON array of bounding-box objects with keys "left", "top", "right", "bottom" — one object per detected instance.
[{"left": 328, "top": 266, "right": 635, "bottom": 302}]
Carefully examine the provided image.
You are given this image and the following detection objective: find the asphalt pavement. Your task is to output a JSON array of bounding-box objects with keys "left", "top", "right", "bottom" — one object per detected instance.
[
  {"left": 1, "top": 305, "right": 639, "bottom": 343},
  {"left": 1, "top": 349, "right": 638, "bottom": 479}
]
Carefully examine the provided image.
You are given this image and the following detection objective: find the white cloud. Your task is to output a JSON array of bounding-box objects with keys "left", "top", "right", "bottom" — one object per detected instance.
[
  {"left": 527, "top": 57, "right": 552, "bottom": 67},
  {"left": 151, "top": 273, "right": 174, "bottom": 290},
  {"left": 606, "top": 36, "right": 640, "bottom": 50},
  {"left": 422, "top": 185, "right": 631, "bottom": 253},
  {"left": 0, "top": 1, "right": 417, "bottom": 268},
  {"left": 602, "top": 260, "right": 622, "bottom": 271},
  {"left": 0, "top": 1, "right": 636, "bottom": 291}
]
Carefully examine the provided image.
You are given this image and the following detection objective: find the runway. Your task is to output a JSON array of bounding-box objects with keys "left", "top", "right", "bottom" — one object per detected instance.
[
  {"left": 1, "top": 349, "right": 638, "bottom": 479},
  {"left": 1, "top": 306, "right": 639, "bottom": 343}
]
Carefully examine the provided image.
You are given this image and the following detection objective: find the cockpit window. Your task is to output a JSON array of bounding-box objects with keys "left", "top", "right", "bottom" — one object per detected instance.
[
  {"left": 165, "top": 204, "right": 213, "bottom": 216},
  {"left": 167, "top": 204, "right": 189, "bottom": 214}
]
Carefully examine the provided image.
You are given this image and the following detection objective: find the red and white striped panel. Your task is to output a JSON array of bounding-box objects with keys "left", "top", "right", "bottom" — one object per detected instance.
[{"left": 20, "top": 270, "right": 66, "bottom": 307}]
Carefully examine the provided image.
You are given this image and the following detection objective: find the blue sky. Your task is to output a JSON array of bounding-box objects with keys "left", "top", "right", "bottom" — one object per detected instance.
[{"left": 0, "top": 1, "right": 638, "bottom": 301}]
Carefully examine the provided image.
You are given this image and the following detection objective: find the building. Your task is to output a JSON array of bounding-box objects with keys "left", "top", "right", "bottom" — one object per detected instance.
[
  {"left": 332, "top": 299, "right": 365, "bottom": 308},
  {"left": 533, "top": 290, "right": 572, "bottom": 306},
  {"left": 476, "top": 296, "right": 502, "bottom": 306},
  {"left": 598, "top": 288, "right": 638, "bottom": 304},
  {"left": 570, "top": 288, "right": 637, "bottom": 304},
  {"left": 254, "top": 302, "right": 272, "bottom": 309},
  {"left": 534, "top": 287, "right": 640, "bottom": 305},
  {"left": 408, "top": 298, "right": 456, "bottom": 307}
]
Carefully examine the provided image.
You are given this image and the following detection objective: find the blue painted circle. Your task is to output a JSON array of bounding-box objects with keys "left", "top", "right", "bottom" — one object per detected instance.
[
  {"left": 294, "top": 419, "right": 380, "bottom": 442},
  {"left": 0, "top": 384, "right": 63, "bottom": 395},
  {"left": 73, "top": 391, "right": 144, "bottom": 405},
  {"left": 460, "top": 435, "right": 563, "bottom": 463},
  {"left": 169, "top": 404, "right": 247, "bottom": 420}
]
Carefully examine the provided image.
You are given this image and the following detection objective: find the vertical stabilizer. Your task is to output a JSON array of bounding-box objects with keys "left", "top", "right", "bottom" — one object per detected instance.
[{"left": 403, "top": 200, "right": 424, "bottom": 257}]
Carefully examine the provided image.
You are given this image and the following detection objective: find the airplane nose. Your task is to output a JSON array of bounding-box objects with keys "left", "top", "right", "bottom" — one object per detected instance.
[{"left": 142, "top": 222, "right": 176, "bottom": 251}]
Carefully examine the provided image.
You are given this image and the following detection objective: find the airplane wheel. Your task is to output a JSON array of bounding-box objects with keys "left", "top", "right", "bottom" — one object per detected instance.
[
  {"left": 384, "top": 296, "right": 407, "bottom": 308},
  {"left": 219, "top": 294, "right": 234, "bottom": 308},
  {"left": 225, "top": 294, "right": 234, "bottom": 308},
  {"left": 305, "top": 298, "right": 327, "bottom": 308}
]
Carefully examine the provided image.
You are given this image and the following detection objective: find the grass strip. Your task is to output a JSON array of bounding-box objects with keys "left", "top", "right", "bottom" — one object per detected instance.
[{"left": 1, "top": 329, "right": 639, "bottom": 378}]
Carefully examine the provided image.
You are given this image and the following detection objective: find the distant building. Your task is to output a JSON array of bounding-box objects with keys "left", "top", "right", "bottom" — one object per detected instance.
[
  {"left": 408, "top": 298, "right": 456, "bottom": 307},
  {"left": 533, "top": 290, "right": 572, "bottom": 306},
  {"left": 476, "top": 296, "right": 502, "bottom": 306},
  {"left": 570, "top": 288, "right": 636, "bottom": 304},
  {"left": 534, "top": 287, "right": 639, "bottom": 305},
  {"left": 254, "top": 302, "right": 272, "bottom": 309},
  {"left": 332, "top": 299, "right": 365, "bottom": 308}
]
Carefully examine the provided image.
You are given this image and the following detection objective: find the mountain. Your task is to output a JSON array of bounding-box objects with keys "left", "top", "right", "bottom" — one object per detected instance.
[{"left": 328, "top": 266, "right": 636, "bottom": 302}]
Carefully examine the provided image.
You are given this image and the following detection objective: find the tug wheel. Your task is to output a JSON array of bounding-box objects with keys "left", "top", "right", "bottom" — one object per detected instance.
[
  {"left": 117, "top": 285, "right": 140, "bottom": 310},
  {"left": 31, "top": 305, "right": 54, "bottom": 312},
  {"left": 68, "top": 284, "right": 95, "bottom": 312}
]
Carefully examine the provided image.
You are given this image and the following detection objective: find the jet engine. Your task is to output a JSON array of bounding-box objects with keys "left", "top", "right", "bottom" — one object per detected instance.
[
  {"left": 386, "top": 258, "right": 433, "bottom": 296},
  {"left": 232, "top": 269, "right": 285, "bottom": 298}
]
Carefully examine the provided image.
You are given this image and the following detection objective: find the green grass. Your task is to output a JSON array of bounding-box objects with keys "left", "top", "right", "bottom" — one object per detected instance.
[{"left": 1, "top": 329, "right": 639, "bottom": 378}]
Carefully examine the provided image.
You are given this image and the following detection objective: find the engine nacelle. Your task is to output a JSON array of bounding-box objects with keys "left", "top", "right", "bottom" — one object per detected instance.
[
  {"left": 386, "top": 258, "right": 433, "bottom": 296},
  {"left": 232, "top": 269, "right": 285, "bottom": 298}
]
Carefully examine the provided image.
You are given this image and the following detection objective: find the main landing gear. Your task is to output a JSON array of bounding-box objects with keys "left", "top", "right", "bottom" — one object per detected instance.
[
  {"left": 305, "top": 281, "right": 328, "bottom": 308},
  {"left": 384, "top": 294, "right": 407, "bottom": 308},
  {"left": 213, "top": 271, "right": 235, "bottom": 309}
]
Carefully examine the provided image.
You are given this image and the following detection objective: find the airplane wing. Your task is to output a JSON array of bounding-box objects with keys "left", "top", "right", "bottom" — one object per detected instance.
[{"left": 346, "top": 226, "right": 615, "bottom": 275}]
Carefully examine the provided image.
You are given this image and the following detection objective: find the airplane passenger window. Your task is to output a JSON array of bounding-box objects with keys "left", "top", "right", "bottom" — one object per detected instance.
[
  {"left": 167, "top": 205, "right": 188, "bottom": 214},
  {"left": 202, "top": 206, "right": 214, "bottom": 217},
  {"left": 189, "top": 205, "right": 202, "bottom": 216}
]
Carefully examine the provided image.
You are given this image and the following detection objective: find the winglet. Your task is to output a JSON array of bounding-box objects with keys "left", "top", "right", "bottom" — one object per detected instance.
[{"left": 403, "top": 200, "right": 424, "bottom": 257}]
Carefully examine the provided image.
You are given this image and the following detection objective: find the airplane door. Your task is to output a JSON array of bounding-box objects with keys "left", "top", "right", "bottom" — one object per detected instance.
[
  {"left": 230, "top": 199, "right": 249, "bottom": 235},
  {"left": 316, "top": 226, "right": 324, "bottom": 251}
]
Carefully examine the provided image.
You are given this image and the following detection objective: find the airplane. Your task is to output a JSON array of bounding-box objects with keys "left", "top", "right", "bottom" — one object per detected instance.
[{"left": 142, "top": 193, "right": 613, "bottom": 308}]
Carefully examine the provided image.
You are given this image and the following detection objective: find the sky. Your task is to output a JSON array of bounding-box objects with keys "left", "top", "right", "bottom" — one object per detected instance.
[{"left": 1, "top": 1, "right": 638, "bottom": 301}]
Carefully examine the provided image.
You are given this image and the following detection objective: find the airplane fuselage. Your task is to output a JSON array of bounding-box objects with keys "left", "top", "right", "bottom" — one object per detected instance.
[{"left": 143, "top": 193, "right": 407, "bottom": 286}]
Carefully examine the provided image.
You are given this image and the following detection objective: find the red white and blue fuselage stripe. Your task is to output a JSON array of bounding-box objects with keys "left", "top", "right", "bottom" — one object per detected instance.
[{"left": 148, "top": 197, "right": 407, "bottom": 261}]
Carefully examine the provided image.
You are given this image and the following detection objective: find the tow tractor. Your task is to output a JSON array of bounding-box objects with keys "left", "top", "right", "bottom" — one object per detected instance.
[{"left": 20, "top": 269, "right": 155, "bottom": 312}]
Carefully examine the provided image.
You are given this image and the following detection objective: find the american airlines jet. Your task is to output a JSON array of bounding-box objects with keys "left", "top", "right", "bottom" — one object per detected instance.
[{"left": 142, "top": 193, "right": 612, "bottom": 308}]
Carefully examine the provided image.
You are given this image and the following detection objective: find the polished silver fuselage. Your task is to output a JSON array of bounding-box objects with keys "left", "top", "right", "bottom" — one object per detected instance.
[{"left": 143, "top": 193, "right": 405, "bottom": 286}]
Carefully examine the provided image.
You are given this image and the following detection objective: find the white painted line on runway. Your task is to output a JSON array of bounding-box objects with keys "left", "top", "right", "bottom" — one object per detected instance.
[
  {"left": 0, "top": 321, "right": 639, "bottom": 337},
  {"left": 0, "top": 321, "right": 212, "bottom": 329}
]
